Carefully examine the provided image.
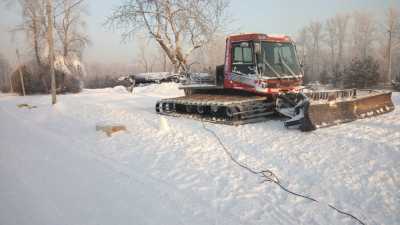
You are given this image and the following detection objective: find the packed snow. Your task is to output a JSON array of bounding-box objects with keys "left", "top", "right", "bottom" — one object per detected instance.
[{"left": 0, "top": 83, "right": 399, "bottom": 225}]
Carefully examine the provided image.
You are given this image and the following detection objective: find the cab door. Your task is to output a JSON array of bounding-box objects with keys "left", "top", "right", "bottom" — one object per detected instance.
[{"left": 231, "top": 42, "right": 256, "bottom": 75}]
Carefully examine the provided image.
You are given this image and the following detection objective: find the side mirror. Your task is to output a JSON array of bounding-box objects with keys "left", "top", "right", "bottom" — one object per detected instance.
[{"left": 254, "top": 43, "right": 261, "bottom": 55}]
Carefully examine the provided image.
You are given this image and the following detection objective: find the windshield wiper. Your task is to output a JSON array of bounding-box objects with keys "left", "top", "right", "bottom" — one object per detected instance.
[
  {"left": 277, "top": 49, "right": 296, "bottom": 77},
  {"left": 262, "top": 52, "right": 282, "bottom": 78}
]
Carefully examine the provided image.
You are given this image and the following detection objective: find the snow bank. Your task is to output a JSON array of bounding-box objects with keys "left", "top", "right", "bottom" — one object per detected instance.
[
  {"left": 112, "top": 85, "right": 129, "bottom": 94},
  {"left": 82, "top": 83, "right": 182, "bottom": 97}
]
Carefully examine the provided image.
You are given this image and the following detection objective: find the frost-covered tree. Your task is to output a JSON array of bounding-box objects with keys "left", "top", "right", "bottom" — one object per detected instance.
[
  {"left": 334, "top": 13, "right": 350, "bottom": 69},
  {"left": 55, "top": 0, "right": 89, "bottom": 58},
  {"left": 5, "top": 0, "right": 88, "bottom": 95},
  {"left": 11, "top": 0, "right": 47, "bottom": 66},
  {"left": 307, "top": 21, "right": 324, "bottom": 80},
  {"left": 351, "top": 11, "right": 377, "bottom": 59},
  {"left": 107, "top": 0, "right": 230, "bottom": 72},
  {"left": 324, "top": 13, "right": 350, "bottom": 87},
  {"left": 296, "top": 10, "right": 384, "bottom": 87},
  {"left": 383, "top": 6, "right": 400, "bottom": 84},
  {"left": 325, "top": 18, "right": 337, "bottom": 69}
]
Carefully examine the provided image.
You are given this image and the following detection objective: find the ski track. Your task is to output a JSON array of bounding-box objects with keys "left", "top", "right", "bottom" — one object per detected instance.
[{"left": 0, "top": 83, "right": 399, "bottom": 225}]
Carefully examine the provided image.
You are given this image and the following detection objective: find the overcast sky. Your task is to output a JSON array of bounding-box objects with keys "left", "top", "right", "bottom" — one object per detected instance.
[{"left": 0, "top": 0, "right": 399, "bottom": 65}]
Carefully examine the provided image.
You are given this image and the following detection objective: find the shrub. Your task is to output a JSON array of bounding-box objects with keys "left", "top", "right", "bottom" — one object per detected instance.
[
  {"left": 11, "top": 63, "right": 82, "bottom": 95},
  {"left": 343, "top": 57, "right": 380, "bottom": 89},
  {"left": 319, "top": 70, "right": 330, "bottom": 85}
]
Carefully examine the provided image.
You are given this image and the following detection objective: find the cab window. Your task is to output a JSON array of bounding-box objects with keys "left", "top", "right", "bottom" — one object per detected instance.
[{"left": 232, "top": 43, "right": 253, "bottom": 64}]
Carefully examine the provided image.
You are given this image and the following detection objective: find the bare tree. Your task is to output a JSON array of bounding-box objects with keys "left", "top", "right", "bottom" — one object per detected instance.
[
  {"left": 12, "top": 0, "right": 47, "bottom": 66},
  {"left": 325, "top": 18, "right": 338, "bottom": 70},
  {"left": 351, "top": 11, "right": 377, "bottom": 59},
  {"left": 136, "top": 38, "right": 156, "bottom": 72},
  {"left": 191, "top": 34, "right": 225, "bottom": 73},
  {"left": 107, "top": 0, "right": 229, "bottom": 72},
  {"left": 334, "top": 13, "right": 350, "bottom": 70},
  {"left": 10, "top": 0, "right": 89, "bottom": 61},
  {"left": 296, "top": 9, "right": 397, "bottom": 87},
  {"left": 16, "top": 49, "right": 26, "bottom": 96},
  {"left": 156, "top": 45, "right": 171, "bottom": 72},
  {"left": 296, "top": 27, "right": 309, "bottom": 65},
  {"left": 307, "top": 21, "right": 324, "bottom": 79},
  {"left": 295, "top": 27, "right": 314, "bottom": 83},
  {"left": 47, "top": 0, "right": 56, "bottom": 104},
  {"left": 324, "top": 13, "right": 350, "bottom": 86},
  {"left": 383, "top": 6, "right": 400, "bottom": 84},
  {"left": 55, "top": 0, "right": 89, "bottom": 58}
]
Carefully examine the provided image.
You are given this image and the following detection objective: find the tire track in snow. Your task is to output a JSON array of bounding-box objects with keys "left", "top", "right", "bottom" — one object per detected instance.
[
  {"left": 5, "top": 95, "right": 244, "bottom": 225},
  {"left": 58, "top": 93, "right": 302, "bottom": 225}
]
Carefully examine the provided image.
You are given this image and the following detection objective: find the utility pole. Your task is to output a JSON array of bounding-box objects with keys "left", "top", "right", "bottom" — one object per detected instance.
[
  {"left": 9, "top": 74, "right": 14, "bottom": 93},
  {"left": 386, "top": 30, "right": 393, "bottom": 86},
  {"left": 47, "top": 0, "right": 56, "bottom": 104},
  {"left": 16, "top": 49, "right": 26, "bottom": 96}
]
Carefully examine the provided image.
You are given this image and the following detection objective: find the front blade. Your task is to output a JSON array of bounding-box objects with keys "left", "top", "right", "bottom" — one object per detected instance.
[{"left": 303, "top": 91, "right": 394, "bottom": 130}]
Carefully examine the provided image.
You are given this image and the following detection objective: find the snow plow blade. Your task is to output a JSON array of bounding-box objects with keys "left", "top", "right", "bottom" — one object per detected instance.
[{"left": 301, "top": 90, "right": 395, "bottom": 131}]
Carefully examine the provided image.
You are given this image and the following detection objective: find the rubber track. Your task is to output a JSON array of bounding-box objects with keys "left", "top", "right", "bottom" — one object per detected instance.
[{"left": 156, "top": 94, "right": 275, "bottom": 125}]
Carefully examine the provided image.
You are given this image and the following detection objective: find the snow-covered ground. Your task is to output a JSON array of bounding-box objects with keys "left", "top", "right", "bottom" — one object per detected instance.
[{"left": 0, "top": 83, "right": 399, "bottom": 225}]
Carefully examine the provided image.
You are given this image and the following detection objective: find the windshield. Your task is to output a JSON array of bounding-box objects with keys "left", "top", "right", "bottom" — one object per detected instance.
[{"left": 256, "top": 42, "right": 301, "bottom": 77}]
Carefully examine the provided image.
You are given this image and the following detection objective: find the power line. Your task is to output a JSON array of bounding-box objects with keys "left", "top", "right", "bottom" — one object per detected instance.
[{"left": 201, "top": 122, "right": 367, "bottom": 225}]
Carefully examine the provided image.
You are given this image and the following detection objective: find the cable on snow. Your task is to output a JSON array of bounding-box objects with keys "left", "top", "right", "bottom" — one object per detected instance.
[{"left": 201, "top": 122, "right": 367, "bottom": 225}]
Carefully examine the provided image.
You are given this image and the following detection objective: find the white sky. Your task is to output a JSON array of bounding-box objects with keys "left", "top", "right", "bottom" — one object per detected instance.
[{"left": 0, "top": 0, "right": 399, "bottom": 65}]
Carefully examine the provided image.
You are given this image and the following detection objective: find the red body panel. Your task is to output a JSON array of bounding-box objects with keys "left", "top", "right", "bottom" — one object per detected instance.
[
  {"left": 223, "top": 33, "right": 302, "bottom": 96},
  {"left": 228, "top": 33, "right": 292, "bottom": 43}
]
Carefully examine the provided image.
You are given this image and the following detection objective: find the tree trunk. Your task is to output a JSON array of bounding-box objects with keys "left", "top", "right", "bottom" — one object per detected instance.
[
  {"left": 173, "top": 64, "right": 179, "bottom": 74},
  {"left": 32, "top": 20, "right": 42, "bottom": 66},
  {"left": 338, "top": 41, "right": 343, "bottom": 68},
  {"left": 163, "top": 54, "right": 166, "bottom": 72},
  {"left": 16, "top": 50, "right": 26, "bottom": 96},
  {"left": 386, "top": 30, "right": 393, "bottom": 85},
  {"left": 63, "top": 38, "right": 69, "bottom": 57},
  {"left": 47, "top": 0, "right": 56, "bottom": 104},
  {"left": 9, "top": 72, "right": 14, "bottom": 93},
  {"left": 329, "top": 45, "right": 335, "bottom": 72}
]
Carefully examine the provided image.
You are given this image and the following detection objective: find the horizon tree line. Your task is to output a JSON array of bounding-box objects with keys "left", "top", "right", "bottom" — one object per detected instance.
[{"left": 296, "top": 6, "right": 400, "bottom": 88}]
